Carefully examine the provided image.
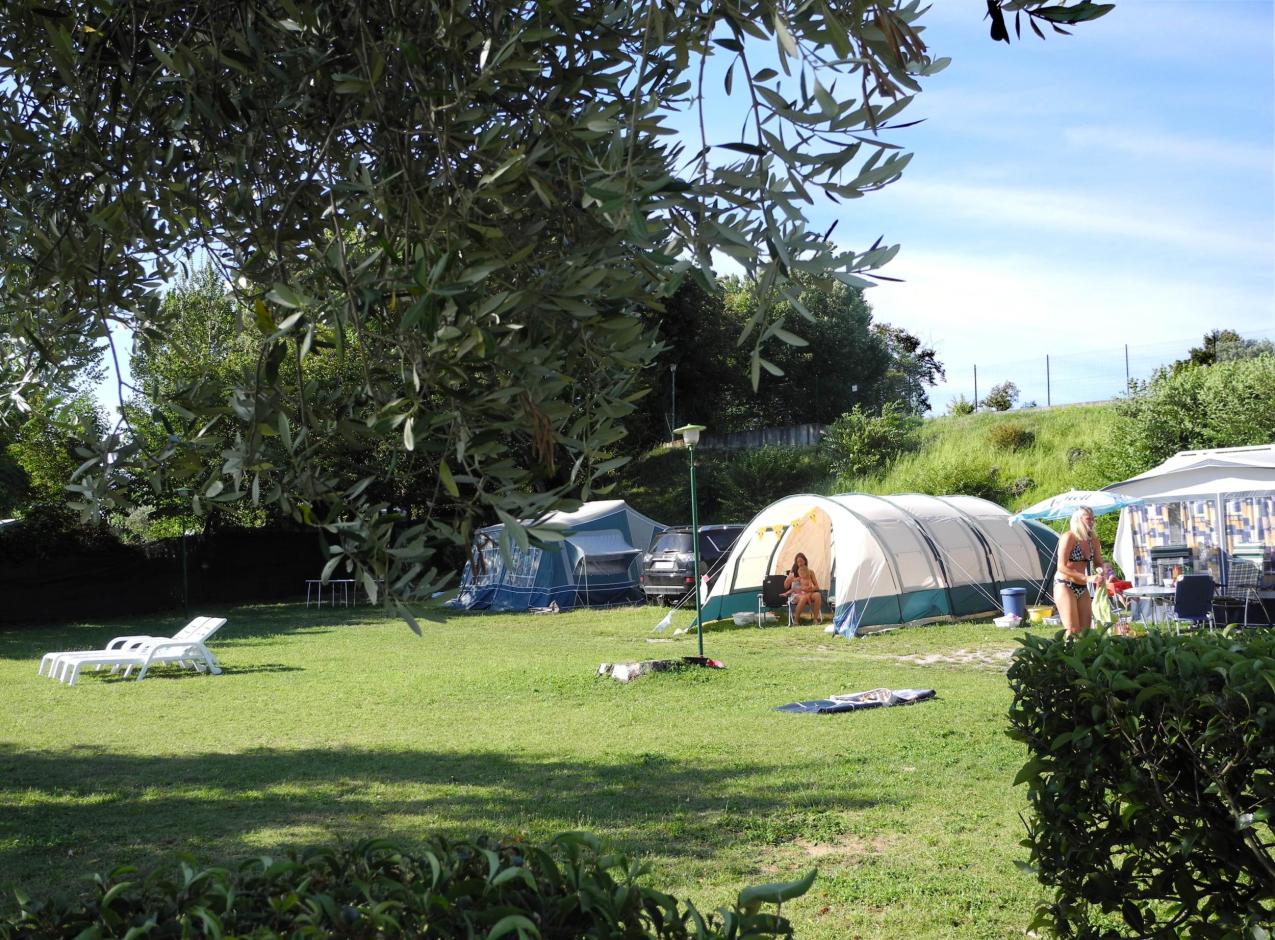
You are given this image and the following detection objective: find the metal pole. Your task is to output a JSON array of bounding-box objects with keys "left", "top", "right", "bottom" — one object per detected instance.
[
  {"left": 689, "top": 443, "right": 704, "bottom": 658},
  {"left": 181, "top": 530, "right": 189, "bottom": 618},
  {"left": 973, "top": 364, "right": 978, "bottom": 410},
  {"left": 1124, "top": 344, "right": 1130, "bottom": 390},
  {"left": 1046, "top": 354, "right": 1051, "bottom": 407},
  {"left": 670, "top": 363, "right": 678, "bottom": 442}
]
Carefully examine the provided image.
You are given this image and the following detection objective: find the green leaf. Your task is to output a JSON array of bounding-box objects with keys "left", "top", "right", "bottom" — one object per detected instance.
[
  {"left": 737, "top": 868, "right": 816, "bottom": 910},
  {"left": 487, "top": 914, "right": 540, "bottom": 940}
]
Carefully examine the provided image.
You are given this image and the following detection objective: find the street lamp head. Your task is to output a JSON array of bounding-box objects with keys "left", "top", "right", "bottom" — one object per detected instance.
[{"left": 674, "top": 423, "right": 706, "bottom": 447}]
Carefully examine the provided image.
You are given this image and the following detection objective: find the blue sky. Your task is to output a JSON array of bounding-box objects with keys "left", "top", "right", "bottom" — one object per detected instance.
[{"left": 684, "top": 0, "right": 1275, "bottom": 410}]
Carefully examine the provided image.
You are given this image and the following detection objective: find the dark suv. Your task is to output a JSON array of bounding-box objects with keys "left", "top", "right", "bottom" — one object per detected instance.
[{"left": 639, "top": 524, "right": 745, "bottom": 604}]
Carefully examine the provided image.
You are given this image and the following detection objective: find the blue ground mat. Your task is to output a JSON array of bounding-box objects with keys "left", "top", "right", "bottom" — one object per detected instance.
[{"left": 775, "top": 687, "right": 936, "bottom": 714}]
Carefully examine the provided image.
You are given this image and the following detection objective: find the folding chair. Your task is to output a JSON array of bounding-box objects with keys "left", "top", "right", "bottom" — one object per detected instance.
[
  {"left": 757, "top": 575, "right": 794, "bottom": 627},
  {"left": 1170, "top": 574, "right": 1215, "bottom": 633},
  {"left": 1226, "top": 555, "right": 1270, "bottom": 628}
]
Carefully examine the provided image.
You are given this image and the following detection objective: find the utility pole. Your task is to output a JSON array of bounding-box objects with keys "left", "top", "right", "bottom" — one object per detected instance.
[
  {"left": 973, "top": 364, "right": 978, "bottom": 410},
  {"left": 1046, "top": 355, "right": 1051, "bottom": 408}
]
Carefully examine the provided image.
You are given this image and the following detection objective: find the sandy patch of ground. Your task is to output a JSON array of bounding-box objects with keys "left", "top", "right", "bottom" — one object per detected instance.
[
  {"left": 891, "top": 647, "right": 1016, "bottom": 669},
  {"left": 758, "top": 833, "right": 899, "bottom": 874}
]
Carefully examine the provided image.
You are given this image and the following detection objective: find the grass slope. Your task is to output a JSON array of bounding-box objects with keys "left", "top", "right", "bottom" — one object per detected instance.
[
  {"left": 616, "top": 401, "right": 1120, "bottom": 529},
  {"left": 3, "top": 604, "right": 1055, "bottom": 939}
]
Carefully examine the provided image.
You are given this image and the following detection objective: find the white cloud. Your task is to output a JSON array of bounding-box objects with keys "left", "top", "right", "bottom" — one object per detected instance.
[
  {"left": 881, "top": 179, "right": 1272, "bottom": 262},
  {"left": 859, "top": 247, "right": 1275, "bottom": 409},
  {"left": 1063, "top": 124, "right": 1274, "bottom": 173}
]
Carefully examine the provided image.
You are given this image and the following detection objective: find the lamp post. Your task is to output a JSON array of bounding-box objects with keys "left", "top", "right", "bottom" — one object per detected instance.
[
  {"left": 669, "top": 362, "right": 678, "bottom": 443},
  {"left": 674, "top": 423, "right": 706, "bottom": 657}
]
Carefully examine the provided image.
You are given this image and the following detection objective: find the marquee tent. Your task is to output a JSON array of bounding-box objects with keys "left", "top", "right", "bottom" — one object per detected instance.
[
  {"left": 1104, "top": 444, "right": 1275, "bottom": 585},
  {"left": 449, "top": 500, "right": 666, "bottom": 612},
  {"left": 698, "top": 493, "right": 1056, "bottom": 637}
]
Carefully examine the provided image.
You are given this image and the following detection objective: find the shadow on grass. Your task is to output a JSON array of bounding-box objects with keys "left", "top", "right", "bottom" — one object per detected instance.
[{"left": 0, "top": 742, "right": 878, "bottom": 901}]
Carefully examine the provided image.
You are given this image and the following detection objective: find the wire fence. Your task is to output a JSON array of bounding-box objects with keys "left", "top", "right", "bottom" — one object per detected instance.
[{"left": 926, "top": 327, "right": 1275, "bottom": 415}]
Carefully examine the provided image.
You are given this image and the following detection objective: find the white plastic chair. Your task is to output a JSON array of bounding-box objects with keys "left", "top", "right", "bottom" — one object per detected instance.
[{"left": 39, "top": 616, "right": 216, "bottom": 678}]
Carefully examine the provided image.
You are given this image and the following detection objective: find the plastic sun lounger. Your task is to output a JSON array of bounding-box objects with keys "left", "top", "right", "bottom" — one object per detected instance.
[
  {"left": 38, "top": 616, "right": 217, "bottom": 678},
  {"left": 57, "top": 637, "right": 224, "bottom": 686},
  {"left": 40, "top": 617, "right": 227, "bottom": 685}
]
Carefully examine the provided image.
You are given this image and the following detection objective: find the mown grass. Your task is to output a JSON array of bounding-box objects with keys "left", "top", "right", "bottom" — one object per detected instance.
[{"left": 2, "top": 603, "right": 1059, "bottom": 938}]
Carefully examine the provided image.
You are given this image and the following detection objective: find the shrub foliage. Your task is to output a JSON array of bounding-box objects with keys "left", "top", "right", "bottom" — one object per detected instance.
[
  {"left": 822, "top": 402, "right": 921, "bottom": 482},
  {"left": 713, "top": 446, "right": 830, "bottom": 522},
  {"left": 1007, "top": 629, "right": 1275, "bottom": 938},
  {"left": 0, "top": 833, "right": 815, "bottom": 939},
  {"left": 988, "top": 424, "right": 1035, "bottom": 452}
]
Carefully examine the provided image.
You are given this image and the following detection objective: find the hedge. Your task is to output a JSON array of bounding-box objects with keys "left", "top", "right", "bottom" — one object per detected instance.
[
  {"left": 0, "top": 833, "right": 814, "bottom": 939},
  {"left": 1007, "top": 628, "right": 1275, "bottom": 938}
]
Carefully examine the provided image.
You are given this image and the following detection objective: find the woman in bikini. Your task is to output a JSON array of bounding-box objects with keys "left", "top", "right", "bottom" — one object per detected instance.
[
  {"left": 781, "top": 553, "right": 823, "bottom": 624},
  {"left": 1054, "top": 507, "right": 1105, "bottom": 636}
]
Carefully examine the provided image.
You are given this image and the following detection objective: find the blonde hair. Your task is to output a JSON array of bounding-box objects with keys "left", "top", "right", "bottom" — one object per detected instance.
[{"left": 1069, "top": 508, "right": 1095, "bottom": 542}]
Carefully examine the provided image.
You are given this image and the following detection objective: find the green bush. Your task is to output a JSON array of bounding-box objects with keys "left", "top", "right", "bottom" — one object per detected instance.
[
  {"left": 947, "top": 395, "right": 975, "bottom": 416},
  {"left": 822, "top": 402, "right": 921, "bottom": 482},
  {"left": 893, "top": 457, "right": 1010, "bottom": 505},
  {"left": 1007, "top": 629, "right": 1275, "bottom": 938},
  {"left": 713, "top": 445, "right": 829, "bottom": 522},
  {"left": 0, "top": 834, "right": 815, "bottom": 939},
  {"left": 1093, "top": 355, "right": 1275, "bottom": 483},
  {"left": 988, "top": 424, "right": 1035, "bottom": 452}
]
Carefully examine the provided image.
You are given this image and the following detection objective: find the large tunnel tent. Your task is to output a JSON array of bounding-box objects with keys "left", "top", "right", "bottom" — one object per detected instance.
[
  {"left": 698, "top": 493, "right": 1056, "bottom": 636},
  {"left": 449, "top": 500, "right": 666, "bottom": 612}
]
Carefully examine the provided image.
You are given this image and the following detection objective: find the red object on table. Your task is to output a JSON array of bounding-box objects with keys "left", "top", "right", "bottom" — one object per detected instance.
[{"left": 1107, "top": 579, "right": 1132, "bottom": 597}]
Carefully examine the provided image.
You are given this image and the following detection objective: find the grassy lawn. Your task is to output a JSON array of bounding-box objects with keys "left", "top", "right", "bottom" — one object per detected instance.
[{"left": 1, "top": 604, "right": 1054, "bottom": 938}]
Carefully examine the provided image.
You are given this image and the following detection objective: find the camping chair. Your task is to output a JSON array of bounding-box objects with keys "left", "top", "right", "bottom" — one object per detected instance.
[
  {"left": 43, "top": 617, "right": 227, "bottom": 686},
  {"left": 1169, "top": 575, "right": 1216, "bottom": 633},
  {"left": 757, "top": 575, "right": 794, "bottom": 627},
  {"left": 1226, "top": 554, "right": 1270, "bottom": 628}
]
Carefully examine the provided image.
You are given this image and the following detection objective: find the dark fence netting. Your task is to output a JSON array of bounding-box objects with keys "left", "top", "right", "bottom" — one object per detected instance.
[{"left": 0, "top": 526, "right": 326, "bottom": 626}]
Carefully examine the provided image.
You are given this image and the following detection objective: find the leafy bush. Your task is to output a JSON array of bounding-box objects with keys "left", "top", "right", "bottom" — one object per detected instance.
[
  {"left": 713, "top": 445, "right": 830, "bottom": 521},
  {"left": 988, "top": 424, "right": 1035, "bottom": 452},
  {"left": 0, "top": 834, "right": 815, "bottom": 939},
  {"left": 983, "top": 381, "right": 1019, "bottom": 412},
  {"left": 1007, "top": 629, "right": 1275, "bottom": 938},
  {"left": 894, "top": 457, "right": 1010, "bottom": 505},
  {"left": 822, "top": 402, "right": 921, "bottom": 482},
  {"left": 947, "top": 395, "right": 975, "bottom": 416},
  {"left": 1093, "top": 355, "right": 1275, "bottom": 483}
]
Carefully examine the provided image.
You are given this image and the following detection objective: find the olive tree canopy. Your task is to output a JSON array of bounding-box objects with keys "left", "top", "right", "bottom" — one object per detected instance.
[{"left": 0, "top": 0, "right": 1110, "bottom": 624}]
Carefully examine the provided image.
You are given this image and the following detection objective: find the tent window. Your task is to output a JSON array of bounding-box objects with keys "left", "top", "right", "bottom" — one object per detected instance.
[
  {"left": 577, "top": 555, "right": 630, "bottom": 577},
  {"left": 1166, "top": 503, "right": 1186, "bottom": 544},
  {"left": 505, "top": 545, "right": 543, "bottom": 587}
]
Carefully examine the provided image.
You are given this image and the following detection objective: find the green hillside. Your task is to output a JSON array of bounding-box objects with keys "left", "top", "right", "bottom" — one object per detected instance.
[{"left": 612, "top": 402, "right": 1121, "bottom": 530}]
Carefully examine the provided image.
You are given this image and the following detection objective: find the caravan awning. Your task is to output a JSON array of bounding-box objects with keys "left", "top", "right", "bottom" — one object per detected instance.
[
  {"left": 562, "top": 530, "right": 642, "bottom": 566},
  {"left": 1103, "top": 444, "right": 1275, "bottom": 499}
]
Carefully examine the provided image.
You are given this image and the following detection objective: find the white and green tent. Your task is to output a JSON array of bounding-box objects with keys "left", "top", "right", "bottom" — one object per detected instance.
[{"left": 698, "top": 493, "right": 1057, "bottom": 636}]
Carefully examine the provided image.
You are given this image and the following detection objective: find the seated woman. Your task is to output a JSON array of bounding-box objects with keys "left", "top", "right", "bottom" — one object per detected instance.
[{"left": 781, "top": 554, "right": 824, "bottom": 625}]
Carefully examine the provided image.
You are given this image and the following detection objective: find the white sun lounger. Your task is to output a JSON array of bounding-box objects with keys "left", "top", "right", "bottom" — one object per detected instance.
[
  {"left": 38, "top": 616, "right": 217, "bottom": 678},
  {"left": 40, "top": 617, "right": 227, "bottom": 685}
]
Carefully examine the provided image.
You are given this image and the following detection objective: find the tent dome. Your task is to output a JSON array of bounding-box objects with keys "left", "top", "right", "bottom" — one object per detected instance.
[{"left": 699, "top": 493, "right": 1055, "bottom": 635}]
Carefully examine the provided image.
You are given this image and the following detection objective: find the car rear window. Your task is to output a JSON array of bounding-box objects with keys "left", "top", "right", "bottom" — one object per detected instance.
[
  {"left": 699, "top": 530, "right": 741, "bottom": 554},
  {"left": 651, "top": 532, "right": 693, "bottom": 553}
]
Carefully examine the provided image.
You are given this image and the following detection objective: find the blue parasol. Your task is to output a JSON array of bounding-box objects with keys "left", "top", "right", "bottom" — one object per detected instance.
[{"left": 1009, "top": 489, "right": 1143, "bottom": 525}]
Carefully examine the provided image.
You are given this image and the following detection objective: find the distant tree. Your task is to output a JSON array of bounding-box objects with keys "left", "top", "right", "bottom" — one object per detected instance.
[
  {"left": 868, "top": 325, "right": 946, "bottom": 414},
  {"left": 1174, "top": 329, "right": 1274, "bottom": 372},
  {"left": 984, "top": 382, "right": 1020, "bottom": 412}
]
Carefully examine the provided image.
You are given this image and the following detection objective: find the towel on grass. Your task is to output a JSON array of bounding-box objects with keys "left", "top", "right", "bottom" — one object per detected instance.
[{"left": 775, "top": 687, "right": 935, "bottom": 714}]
